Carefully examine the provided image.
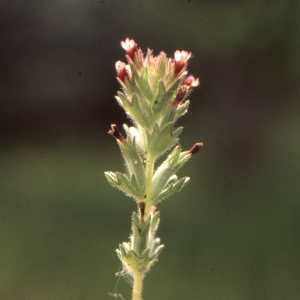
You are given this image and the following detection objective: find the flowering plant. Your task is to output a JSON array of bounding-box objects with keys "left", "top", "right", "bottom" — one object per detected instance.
[{"left": 105, "top": 38, "right": 202, "bottom": 300}]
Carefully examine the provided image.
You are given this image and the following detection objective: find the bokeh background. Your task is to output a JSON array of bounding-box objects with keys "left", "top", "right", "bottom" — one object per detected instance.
[{"left": 1, "top": 0, "right": 299, "bottom": 299}]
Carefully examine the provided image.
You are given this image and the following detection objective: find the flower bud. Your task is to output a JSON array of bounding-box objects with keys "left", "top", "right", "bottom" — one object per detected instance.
[{"left": 185, "top": 142, "right": 203, "bottom": 155}]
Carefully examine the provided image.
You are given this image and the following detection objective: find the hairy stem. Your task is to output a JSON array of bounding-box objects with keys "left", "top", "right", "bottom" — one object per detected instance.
[
  {"left": 132, "top": 271, "right": 143, "bottom": 300},
  {"left": 144, "top": 154, "right": 155, "bottom": 216}
]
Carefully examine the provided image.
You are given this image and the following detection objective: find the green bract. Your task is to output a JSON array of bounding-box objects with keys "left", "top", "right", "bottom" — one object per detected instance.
[{"left": 116, "top": 211, "right": 164, "bottom": 275}]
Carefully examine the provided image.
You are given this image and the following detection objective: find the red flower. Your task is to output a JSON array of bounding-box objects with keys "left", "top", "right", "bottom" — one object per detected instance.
[
  {"left": 121, "top": 38, "right": 138, "bottom": 61},
  {"left": 173, "top": 76, "right": 200, "bottom": 107},
  {"left": 173, "top": 50, "right": 192, "bottom": 78},
  {"left": 115, "top": 61, "right": 131, "bottom": 83},
  {"left": 184, "top": 75, "right": 200, "bottom": 87},
  {"left": 180, "top": 142, "right": 204, "bottom": 158},
  {"left": 184, "top": 142, "right": 203, "bottom": 156},
  {"left": 108, "top": 124, "right": 125, "bottom": 144}
]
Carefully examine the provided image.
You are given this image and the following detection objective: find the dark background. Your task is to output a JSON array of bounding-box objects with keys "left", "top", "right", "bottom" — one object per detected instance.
[{"left": 1, "top": 0, "right": 299, "bottom": 299}]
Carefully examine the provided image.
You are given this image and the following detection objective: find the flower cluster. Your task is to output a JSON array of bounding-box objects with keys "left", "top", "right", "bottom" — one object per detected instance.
[
  {"left": 105, "top": 38, "right": 201, "bottom": 209},
  {"left": 115, "top": 38, "right": 199, "bottom": 133}
]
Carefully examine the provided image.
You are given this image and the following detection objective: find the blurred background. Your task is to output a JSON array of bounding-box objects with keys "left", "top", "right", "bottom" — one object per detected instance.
[{"left": 0, "top": 0, "right": 299, "bottom": 299}]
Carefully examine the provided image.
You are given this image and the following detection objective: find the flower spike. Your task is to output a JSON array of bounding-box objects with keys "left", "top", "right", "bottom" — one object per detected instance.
[{"left": 105, "top": 38, "right": 204, "bottom": 300}]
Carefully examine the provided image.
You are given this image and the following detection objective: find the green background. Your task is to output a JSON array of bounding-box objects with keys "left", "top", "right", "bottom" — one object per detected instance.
[{"left": 1, "top": 0, "right": 299, "bottom": 299}]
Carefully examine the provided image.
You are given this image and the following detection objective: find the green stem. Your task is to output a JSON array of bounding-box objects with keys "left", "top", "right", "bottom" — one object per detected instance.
[
  {"left": 132, "top": 271, "right": 143, "bottom": 300},
  {"left": 144, "top": 154, "right": 155, "bottom": 216}
]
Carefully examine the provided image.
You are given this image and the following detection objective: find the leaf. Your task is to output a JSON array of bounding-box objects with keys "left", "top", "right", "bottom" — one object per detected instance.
[{"left": 151, "top": 80, "right": 168, "bottom": 115}]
